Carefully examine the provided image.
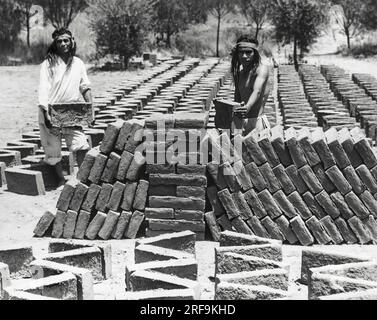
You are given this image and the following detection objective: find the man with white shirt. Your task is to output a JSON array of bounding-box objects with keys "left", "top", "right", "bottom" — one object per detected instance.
[{"left": 38, "top": 28, "right": 92, "bottom": 187}]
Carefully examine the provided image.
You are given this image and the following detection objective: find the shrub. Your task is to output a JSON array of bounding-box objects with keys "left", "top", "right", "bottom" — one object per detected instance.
[
  {"left": 175, "top": 28, "right": 214, "bottom": 58},
  {"left": 8, "top": 40, "right": 49, "bottom": 64},
  {"left": 338, "top": 34, "right": 377, "bottom": 58}
]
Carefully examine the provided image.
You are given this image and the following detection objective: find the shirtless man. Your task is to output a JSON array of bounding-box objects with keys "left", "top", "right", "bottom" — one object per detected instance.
[{"left": 231, "top": 36, "right": 271, "bottom": 136}]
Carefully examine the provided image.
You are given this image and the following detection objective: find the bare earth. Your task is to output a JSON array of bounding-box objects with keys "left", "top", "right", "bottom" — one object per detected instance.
[{"left": 1, "top": 57, "right": 377, "bottom": 300}]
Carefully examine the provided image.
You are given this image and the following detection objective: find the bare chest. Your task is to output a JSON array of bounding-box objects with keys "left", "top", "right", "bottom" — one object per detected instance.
[{"left": 238, "top": 71, "right": 257, "bottom": 101}]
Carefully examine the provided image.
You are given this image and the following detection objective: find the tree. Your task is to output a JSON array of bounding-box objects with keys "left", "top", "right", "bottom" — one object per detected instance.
[
  {"left": 36, "top": 0, "right": 88, "bottom": 28},
  {"left": 359, "top": 0, "right": 377, "bottom": 31},
  {"left": 237, "top": 0, "right": 272, "bottom": 40},
  {"left": 15, "top": 0, "right": 40, "bottom": 47},
  {"left": 149, "top": 0, "right": 208, "bottom": 48},
  {"left": 208, "top": 0, "right": 236, "bottom": 57},
  {"left": 0, "top": 0, "right": 22, "bottom": 55},
  {"left": 90, "top": 0, "right": 150, "bottom": 68},
  {"left": 270, "top": 0, "right": 329, "bottom": 69},
  {"left": 331, "top": 0, "right": 364, "bottom": 50}
]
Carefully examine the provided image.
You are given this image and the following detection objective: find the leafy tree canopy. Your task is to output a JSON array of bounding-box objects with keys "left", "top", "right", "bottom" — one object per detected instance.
[
  {"left": 0, "top": 0, "right": 22, "bottom": 54},
  {"left": 90, "top": 0, "right": 150, "bottom": 68},
  {"left": 36, "top": 0, "right": 88, "bottom": 28}
]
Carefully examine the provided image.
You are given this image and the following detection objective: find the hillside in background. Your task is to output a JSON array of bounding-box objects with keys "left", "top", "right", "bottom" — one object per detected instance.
[
  {"left": 10, "top": 4, "right": 377, "bottom": 66},
  {"left": 17, "top": 11, "right": 96, "bottom": 63},
  {"left": 15, "top": 10, "right": 278, "bottom": 64}
]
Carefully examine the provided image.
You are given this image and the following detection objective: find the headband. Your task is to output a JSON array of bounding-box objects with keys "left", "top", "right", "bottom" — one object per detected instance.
[
  {"left": 52, "top": 29, "right": 73, "bottom": 40},
  {"left": 55, "top": 34, "right": 73, "bottom": 40},
  {"left": 237, "top": 42, "right": 258, "bottom": 50}
]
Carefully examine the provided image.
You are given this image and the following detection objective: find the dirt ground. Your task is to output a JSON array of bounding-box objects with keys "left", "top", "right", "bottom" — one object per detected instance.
[{"left": 1, "top": 55, "right": 377, "bottom": 300}]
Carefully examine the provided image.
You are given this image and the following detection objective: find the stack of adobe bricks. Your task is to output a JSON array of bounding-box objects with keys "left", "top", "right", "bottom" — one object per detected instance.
[
  {"left": 30, "top": 58, "right": 377, "bottom": 245},
  {"left": 91, "top": 59, "right": 185, "bottom": 127},
  {"left": 132, "top": 59, "right": 220, "bottom": 121},
  {"left": 119, "top": 231, "right": 200, "bottom": 300},
  {"left": 34, "top": 113, "right": 212, "bottom": 241},
  {"left": 320, "top": 65, "right": 376, "bottom": 135},
  {"left": 214, "top": 231, "right": 290, "bottom": 300},
  {"left": 143, "top": 113, "right": 209, "bottom": 240},
  {"left": 0, "top": 240, "right": 111, "bottom": 300},
  {"left": 301, "top": 248, "right": 377, "bottom": 300},
  {"left": 352, "top": 72, "right": 377, "bottom": 142},
  {"left": 278, "top": 65, "right": 318, "bottom": 129},
  {"left": 106, "top": 59, "right": 202, "bottom": 122},
  {"left": 298, "top": 65, "right": 358, "bottom": 130},
  {"left": 34, "top": 118, "right": 149, "bottom": 241},
  {"left": 205, "top": 123, "right": 377, "bottom": 246},
  {"left": 174, "top": 59, "right": 225, "bottom": 114},
  {"left": 353, "top": 73, "right": 377, "bottom": 101}
]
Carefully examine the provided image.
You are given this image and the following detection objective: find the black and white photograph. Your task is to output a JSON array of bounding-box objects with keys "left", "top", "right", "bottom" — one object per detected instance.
[{"left": 1, "top": 0, "right": 377, "bottom": 306}]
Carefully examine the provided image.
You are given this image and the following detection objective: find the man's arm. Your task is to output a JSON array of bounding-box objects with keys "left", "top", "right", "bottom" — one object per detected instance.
[
  {"left": 82, "top": 88, "right": 92, "bottom": 104},
  {"left": 244, "top": 65, "right": 269, "bottom": 114}
]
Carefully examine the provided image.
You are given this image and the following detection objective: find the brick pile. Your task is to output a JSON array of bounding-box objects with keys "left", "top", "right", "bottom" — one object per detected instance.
[
  {"left": 132, "top": 59, "right": 221, "bottom": 121},
  {"left": 29, "top": 59, "right": 234, "bottom": 240},
  {"left": 214, "top": 231, "right": 290, "bottom": 300},
  {"left": 3, "top": 273, "right": 78, "bottom": 300},
  {"left": 299, "top": 65, "right": 358, "bottom": 130},
  {"left": 0, "top": 240, "right": 111, "bottom": 300},
  {"left": 118, "top": 231, "right": 200, "bottom": 300},
  {"left": 301, "top": 248, "right": 377, "bottom": 300},
  {"left": 36, "top": 119, "right": 375, "bottom": 245},
  {"left": 206, "top": 123, "right": 377, "bottom": 245},
  {"left": 33, "top": 118, "right": 148, "bottom": 241},
  {"left": 278, "top": 65, "right": 318, "bottom": 129},
  {"left": 320, "top": 65, "right": 377, "bottom": 138},
  {"left": 352, "top": 73, "right": 377, "bottom": 141},
  {"left": 33, "top": 111, "right": 214, "bottom": 241},
  {"left": 174, "top": 60, "right": 227, "bottom": 114},
  {"left": 352, "top": 73, "right": 377, "bottom": 101},
  {"left": 0, "top": 245, "right": 34, "bottom": 280},
  {"left": 144, "top": 113, "right": 209, "bottom": 240},
  {"left": 97, "top": 59, "right": 204, "bottom": 125},
  {"left": 92, "top": 59, "right": 186, "bottom": 127},
  {"left": 15, "top": 59, "right": 377, "bottom": 245}
]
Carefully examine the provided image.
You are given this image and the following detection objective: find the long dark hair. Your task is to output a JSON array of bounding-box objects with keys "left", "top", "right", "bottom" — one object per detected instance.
[
  {"left": 45, "top": 28, "right": 77, "bottom": 74},
  {"left": 231, "top": 35, "right": 261, "bottom": 85}
]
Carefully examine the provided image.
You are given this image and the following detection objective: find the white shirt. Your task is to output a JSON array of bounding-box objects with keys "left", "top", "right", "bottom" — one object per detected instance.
[{"left": 38, "top": 56, "right": 91, "bottom": 110}]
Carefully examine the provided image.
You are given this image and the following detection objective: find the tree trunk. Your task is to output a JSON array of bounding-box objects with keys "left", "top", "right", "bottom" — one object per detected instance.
[
  {"left": 166, "top": 32, "right": 171, "bottom": 49},
  {"left": 216, "top": 13, "right": 221, "bottom": 57},
  {"left": 345, "top": 27, "right": 351, "bottom": 50},
  {"left": 255, "top": 26, "right": 260, "bottom": 40},
  {"left": 293, "top": 35, "right": 298, "bottom": 71},
  {"left": 26, "top": 14, "right": 31, "bottom": 48},
  {"left": 123, "top": 56, "right": 129, "bottom": 70},
  {"left": 165, "top": 19, "right": 172, "bottom": 49}
]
